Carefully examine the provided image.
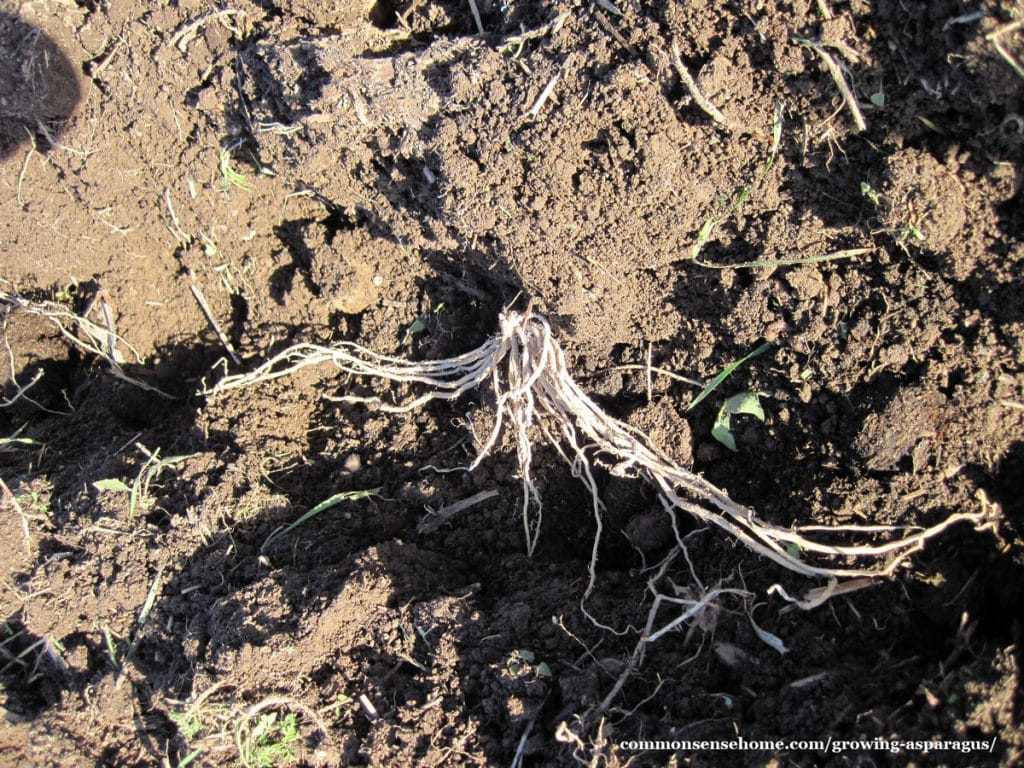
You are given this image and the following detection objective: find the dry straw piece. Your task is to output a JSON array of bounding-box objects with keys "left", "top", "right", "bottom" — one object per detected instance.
[{"left": 208, "top": 308, "right": 989, "bottom": 602}]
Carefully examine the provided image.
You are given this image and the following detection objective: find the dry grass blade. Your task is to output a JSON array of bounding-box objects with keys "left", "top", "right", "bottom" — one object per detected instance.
[{"left": 209, "top": 309, "right": 990, "bottom": 598}]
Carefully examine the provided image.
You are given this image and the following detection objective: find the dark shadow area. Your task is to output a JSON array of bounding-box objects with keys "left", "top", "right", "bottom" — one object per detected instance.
[{"left": 0, "top": 12, "right": 80, "bottom": 160}]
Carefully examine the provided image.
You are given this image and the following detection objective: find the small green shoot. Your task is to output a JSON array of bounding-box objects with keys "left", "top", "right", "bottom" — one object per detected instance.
[
  {"left": 690, "top": 102, "right": 783, "bottom": 263},
  {"left": 690, "top": 102, "right": 871, "bottom": 270},
  {"left": 15, "top": 488, "right": 47, "bottom": 516},
  {"left": 0, "top": 425, "right": 42, "bottom": 452},
  {"left": 869, "top": 84, "right": 885, "bottom": 108},
  {"left": 94, "top": 446, "right": 190, "bottom": 517},
  {"left": 177, "top": 749, "right": 204, "bottom": 768},
  {"left": 685, "top": 342, "right": 772, "bottom": 412},
  {"left": 711, "top": 391, "right": 766, "bottom": 452},
  {"left": 0, "top": 436, "right": 41, "bottom": 449},
  {"left": 860, "top": 181, "right": 927, "bottom": 253},
  {"left": 219, "top": 149, "right": 251, "bottom": 191},
  {"left": 102, "top": 626, "right": 120, "bottom": 673},
  {"left": 505, "top": 649, "right": 553, "bottom": 678},
  {"left": 260, "top": 488, "right": 382, "bottom": 555},
  {"left": 236, "top": 711, "right": 302, "bottom": 768},
  {"left": 402, "top": 303, "right": 446, "bottom": 345},
  {"left": 860, "top": 181, "right": 882, "bottom": 205},
  {"left": 94, "top": 478, "right": 131, "bottom": 493},
  {"left": 402, "top": 314, "right": 428, "bottom": 345},
  {"left": 170, "top": 702, "right": 230, "bottom": 742}
]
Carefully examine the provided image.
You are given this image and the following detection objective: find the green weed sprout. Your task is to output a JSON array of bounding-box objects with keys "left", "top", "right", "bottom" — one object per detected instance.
[{"left": 219, "top": 149, "right": 251, "bottom": 191}]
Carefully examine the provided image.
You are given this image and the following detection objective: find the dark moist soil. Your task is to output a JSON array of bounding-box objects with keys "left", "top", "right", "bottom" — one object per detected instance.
[{"left": 2, "top": 1, "right": 1023, "bottom": 766}]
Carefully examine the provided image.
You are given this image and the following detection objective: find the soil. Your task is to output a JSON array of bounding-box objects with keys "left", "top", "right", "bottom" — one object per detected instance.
[{"left": 1, "top": 0, "right": 1023, "bottom": 766}]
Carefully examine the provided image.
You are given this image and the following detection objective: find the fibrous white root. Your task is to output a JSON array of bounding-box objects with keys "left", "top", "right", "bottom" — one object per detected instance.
[{"left": 209, "top": 308, "right": 991, "bottom": 600}]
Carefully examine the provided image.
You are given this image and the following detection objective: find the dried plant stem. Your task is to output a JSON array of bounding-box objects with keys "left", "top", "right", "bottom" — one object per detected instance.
[
  {"left": 987, "top": 20, "right": 1024, "bottom": 81},
  {"left": 794, "top": 36, "right": 867, "bottom": 132},
  {"left": 0, "top": 478, "right": 32, "bottom": 554},
  {"left": 670, "top": 39, "right": 730, "bottom": 128},
  {"left": 190, "top": 283, "right": 241, "bottom": 366},
  {"left": 1, "top": 289, "right": 171, "bottom": 398}
]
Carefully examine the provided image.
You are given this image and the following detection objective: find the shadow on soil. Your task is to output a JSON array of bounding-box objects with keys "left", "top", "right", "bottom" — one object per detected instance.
[{"left": 0, "top": 11, "right": 80, "bottom": 160}]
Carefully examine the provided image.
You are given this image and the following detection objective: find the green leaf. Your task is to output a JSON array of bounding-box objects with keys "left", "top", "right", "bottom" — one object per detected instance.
[
  {"left": 686, "top": 343, "right": 773, "bottom": 412},
  {"left": 517, "top": 649, "right": 535, "bottom": 664},
  {"left": 711, "top": 392, "right": 766, "bottom": 452},
  {"left": 711, "top": 416, "right": 737, "bottom": 451},
  {"left": 260, "top": 488, "right": 382, "bottom": 554},
  {"left": 0, "top": 436, "right": 41, "bottom": 449},
  {"left": 691, "top": 218, "right": 718, "bottom": 259},
  {"left": 869, "top": 86, "right": 885, "bottom": 108},
  {"left": 723, "top": 392, "right": 765, "bottom": 421},
  {"left": 403, "top": 314, "right": 428, "bottom": 344},
  {"left": 536, "top": 661, "right": 553, "bottom": 678},
  {"left": 94, "top": 478, "right": 131, "bottom": 493}
]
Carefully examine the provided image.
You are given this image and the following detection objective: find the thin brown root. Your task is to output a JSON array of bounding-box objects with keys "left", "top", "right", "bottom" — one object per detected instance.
[
  {"left": 794, "top": 36, "right": 867, "bottom": 132},
  {"left": 670, "top": 39, "right": 730, "bottom": 128}
]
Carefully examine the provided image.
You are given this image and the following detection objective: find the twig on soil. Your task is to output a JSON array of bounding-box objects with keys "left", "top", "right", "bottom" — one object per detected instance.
[
  {"left": 527, "top": 73, "right": 561, "bottom": 119},
  {"left": 0, "top": 289, "right": 172, "bottom": 398},
  {"left": 88, "top": 36, "right": 126, "bottom": 79},
  {"left": 986, "top": 20, "right": 1024, "bottom": 81},
  {"left": 99, "top": 296, "right": 119, "bottom": 362},
  {"left": 163, "top": 188, "right": 191, "bottom": 246},
  {"left": 511, "top": 704, "right": 543, "bottom": 768},
  {"left": 169, "top": 9, "right": 246, "bottom": 53},
  {"left": 670, "top": 39, "right": 730, "bottom": 128},
  {"left": 16, "top": 129, "right": 36, "bottom": 208},
  {"left": 793, "top": 36, "right": 867, "bottom": 132},
  {"left": 357, "top": 694, "right": 379, "bottom": 721},
  {"left": 0, "top": 478, "right": 32, "bottom": 554},
  {"left": 645, "top": 343, "right": 653, "bottom": 404},
  {"left": 418, "top": 489, "right": 499, "bottom": 534},
  {"left": 189, "top": 282, "right": 241, "bottom": 366},
  {"left": 692, "top": 246, "right": 872, "bottom": 270},
  {"left": 593, "top": 12, "right": 638, "bottom": 57},
  {"left": 501, "top": 11, "right": 568, "bottom": 50},
  {"left": 466, "top": 0, "right": 485, "bottom": 36}
]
